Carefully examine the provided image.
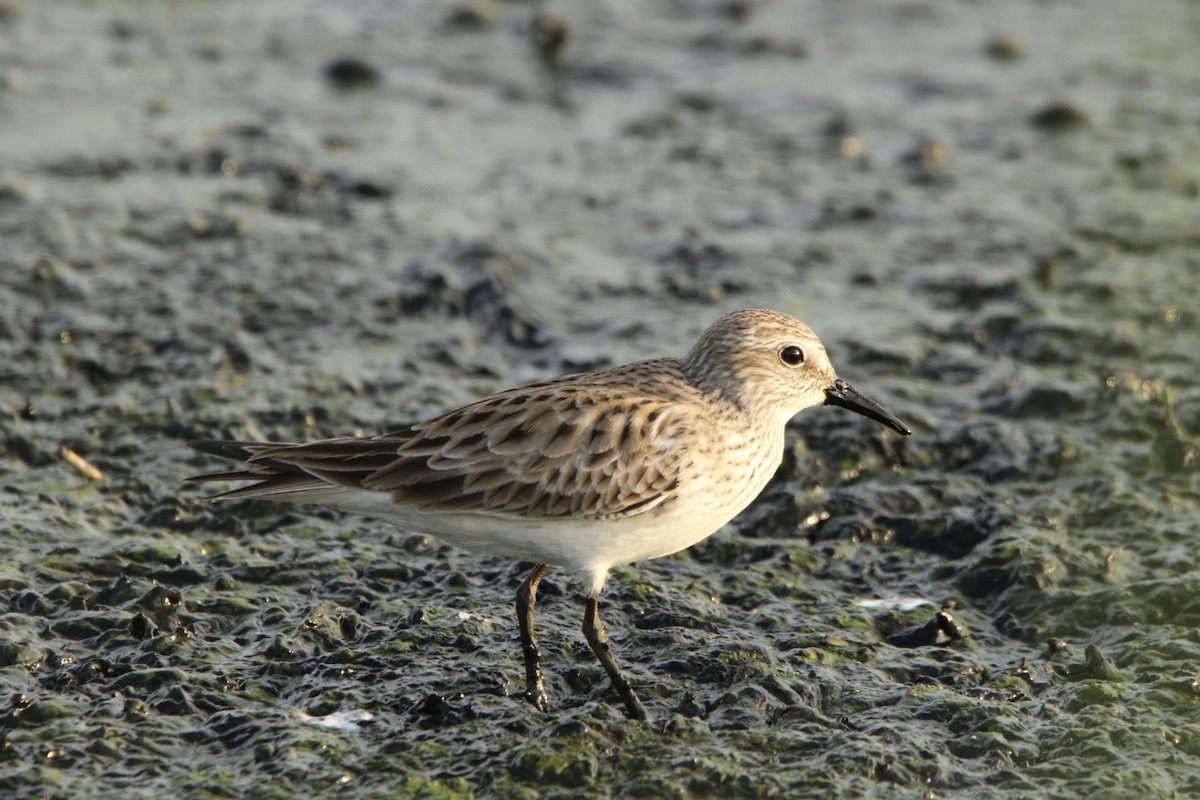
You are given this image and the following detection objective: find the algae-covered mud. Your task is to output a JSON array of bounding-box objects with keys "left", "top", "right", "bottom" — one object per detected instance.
[{"left": 2, "top": 1, "right": 1198, "bottom": 797}]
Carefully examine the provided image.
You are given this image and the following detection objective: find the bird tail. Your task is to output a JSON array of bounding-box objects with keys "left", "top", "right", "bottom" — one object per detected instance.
[{"left": 185, "top": 439, "right": 341, "bottom": 500}]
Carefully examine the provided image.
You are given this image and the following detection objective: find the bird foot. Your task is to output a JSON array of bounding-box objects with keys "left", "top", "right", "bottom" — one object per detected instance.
[
  {"left": 622, "top": 692, "right": 650, "bottom": 722},
  {"left": 523, "top": 685, "right": 550, "bottom": 712}
]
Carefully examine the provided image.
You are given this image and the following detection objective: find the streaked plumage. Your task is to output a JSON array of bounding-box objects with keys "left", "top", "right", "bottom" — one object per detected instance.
[{"left": 187, "top": 308, "right": 910, "bottom": 720}]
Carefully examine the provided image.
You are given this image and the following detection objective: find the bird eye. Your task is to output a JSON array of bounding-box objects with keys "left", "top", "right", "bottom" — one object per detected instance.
[{"left": 780, "top": 345, "right": 805, "bottom": 366}]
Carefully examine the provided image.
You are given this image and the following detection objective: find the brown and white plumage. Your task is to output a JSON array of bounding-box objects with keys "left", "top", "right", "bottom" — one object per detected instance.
[
  {"left": 186, "top": 308, "right": 910, "bottom": 720},
  {"left": 194, "top": 360, "right": 703, "bottom": 520}
]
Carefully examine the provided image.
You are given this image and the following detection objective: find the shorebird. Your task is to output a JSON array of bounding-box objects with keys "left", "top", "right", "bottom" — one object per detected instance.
[{"left": 187, "top": 308, "right": 910, "bottom": 720}]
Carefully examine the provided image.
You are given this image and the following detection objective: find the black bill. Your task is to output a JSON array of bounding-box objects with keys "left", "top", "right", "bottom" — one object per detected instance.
[{"left": 824, "top": 378, "right": 911, "bottom": 435}]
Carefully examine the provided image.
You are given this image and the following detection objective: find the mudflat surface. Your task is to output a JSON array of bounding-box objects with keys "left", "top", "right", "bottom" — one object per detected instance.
[{"left": 2, "top": 1, "right": 1198, "bottom": 797}]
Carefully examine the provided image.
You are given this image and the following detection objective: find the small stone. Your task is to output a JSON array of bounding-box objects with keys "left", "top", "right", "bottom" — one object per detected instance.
[
  {"left": 985, "top": 34, "right": 1022, "bottom": 61},
  {"left": 1030, "top": 102, "right": 1089, "bottom": 131},
  {"left": 532, "top": 11, "right": 569, "bottom": 66},
  {"left": 324, "top": 58, "right": 380, "bottom": 89},
  {"left": 446, "top": 1, "right": 494, "bottom": 30}
]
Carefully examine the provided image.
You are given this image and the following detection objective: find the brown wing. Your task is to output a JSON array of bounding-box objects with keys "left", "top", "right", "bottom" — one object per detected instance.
[{"left": 205, "top": 369, "right": 701, "bottom": 520}]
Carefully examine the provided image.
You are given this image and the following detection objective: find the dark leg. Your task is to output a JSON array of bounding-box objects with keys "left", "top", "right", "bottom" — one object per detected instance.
[
  {"left": 582, "top": 594, "right": 649, "bottom": 721},
  {"left": 516, "top": 563, "right": 550, "bottom": 711}
]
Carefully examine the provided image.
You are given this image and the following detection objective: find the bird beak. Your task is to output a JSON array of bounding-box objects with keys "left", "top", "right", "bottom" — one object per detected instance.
[{"left": 824, "top": 379, "right": 911, "bottom": 435}]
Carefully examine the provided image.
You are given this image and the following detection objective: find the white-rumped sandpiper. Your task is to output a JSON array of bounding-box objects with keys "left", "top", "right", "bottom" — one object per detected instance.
[{"left": 187, "top": 308, "right": 910, "bottom": 720}]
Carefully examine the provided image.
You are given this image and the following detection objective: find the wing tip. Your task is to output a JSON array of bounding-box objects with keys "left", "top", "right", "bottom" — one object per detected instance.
[{"left": 189, "top": 438, "right": 302, "bottom": 457}]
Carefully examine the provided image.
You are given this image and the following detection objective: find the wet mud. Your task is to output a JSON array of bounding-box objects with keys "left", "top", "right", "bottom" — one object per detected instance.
[{"left": 1, "top": 1, "right": 1198, "bottom": 797}]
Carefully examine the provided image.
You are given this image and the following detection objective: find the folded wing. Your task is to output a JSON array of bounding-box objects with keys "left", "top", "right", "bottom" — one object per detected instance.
[{"left": 188, "top": 375, "right": 700, "bottom": 521}]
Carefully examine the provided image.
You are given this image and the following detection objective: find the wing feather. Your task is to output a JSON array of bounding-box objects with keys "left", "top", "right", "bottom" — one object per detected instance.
[{"left": 187, "top": 359, "right": 704, "bottom": 520}]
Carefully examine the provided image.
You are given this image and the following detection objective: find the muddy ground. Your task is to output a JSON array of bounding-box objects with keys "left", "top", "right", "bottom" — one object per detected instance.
[{"left": 1, "top": 1, "right": 1199, "bottom": 798}]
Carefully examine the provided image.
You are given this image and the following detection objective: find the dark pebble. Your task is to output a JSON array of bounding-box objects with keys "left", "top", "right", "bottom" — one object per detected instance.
[
  {"left": 532, "top": 11, "right": 569, "bottom": 65},
  {"left": 1030, "top": 102, "right": 1089, "bottom": 131},
  {"left": 324, "top": 58, "right": 380, "bottom": 89},
  {"left": 886, "top": 612, "right": 966, "bottom": 648},
  {"left": 985, "top": 34, "right": 1022, "bottom": 61}
]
